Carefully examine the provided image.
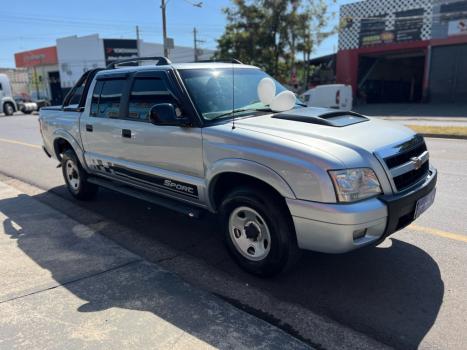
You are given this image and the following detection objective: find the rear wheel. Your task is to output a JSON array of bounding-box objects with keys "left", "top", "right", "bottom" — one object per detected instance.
[
  {"left": 61, "top": 149, "right": 98, "bottom": 200},
  {"left": 220, "top": 186, "right": 300, "bottom": 277},
  {"left": 3, "top": 102, "right": 14, "bottom": 116}
]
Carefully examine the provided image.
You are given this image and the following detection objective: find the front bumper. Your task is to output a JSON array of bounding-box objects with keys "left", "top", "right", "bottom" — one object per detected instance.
[{"left": 287, "top": 167, "right": 437, "bottom": 253}]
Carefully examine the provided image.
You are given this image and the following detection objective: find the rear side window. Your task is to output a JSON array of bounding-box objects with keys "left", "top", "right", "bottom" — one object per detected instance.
[
  {"left": 128, "top": 78, "right": 177, "bottom": 120},
  {"left": 90, "top": 79, "right": 126, "bottom": 118},
  {"left": 90, "top": 81, "right": 103, "bottom": 117},
  {"left": 66, "top": 77, "right": 87, "bottom": 106}
]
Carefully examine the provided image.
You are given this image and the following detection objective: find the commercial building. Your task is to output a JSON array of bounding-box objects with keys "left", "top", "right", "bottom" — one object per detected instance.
[
  {"left": 337, "top": 0, "right": 467, "bottom": 103},
  {"left": 15, "top": 34, "right": 214, "bottom": 104}
]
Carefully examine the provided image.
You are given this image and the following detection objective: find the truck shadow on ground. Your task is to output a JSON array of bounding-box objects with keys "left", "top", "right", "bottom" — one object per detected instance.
[
  {"left": 1, "top": 193, "right": 305, "bottom": 349},
  {"left": 2, "top": 187, "right": 444, "bottom": 349}
]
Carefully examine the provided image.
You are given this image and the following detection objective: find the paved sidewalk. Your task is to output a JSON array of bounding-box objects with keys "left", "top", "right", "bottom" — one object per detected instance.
[{"left": 0, "top": 181, "right": 309, "bottom": 350}]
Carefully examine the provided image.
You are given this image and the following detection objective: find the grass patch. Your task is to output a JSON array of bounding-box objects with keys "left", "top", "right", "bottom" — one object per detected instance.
[{"left": 406, "top": 125, "right": 467, "bottom": 137}]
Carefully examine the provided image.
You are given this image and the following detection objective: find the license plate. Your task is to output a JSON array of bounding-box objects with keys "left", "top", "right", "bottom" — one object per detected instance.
[{"left": 414, "top": 188, "right": 436, "bottom": 219}]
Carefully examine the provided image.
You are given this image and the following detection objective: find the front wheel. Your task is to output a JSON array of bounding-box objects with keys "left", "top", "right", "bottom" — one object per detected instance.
[
  {"left": 61, "top": 149, "right": 98, "bottom": 200},
  {"left": 220, "top": 187, "right": 300, "bottom": 277},
  {"left": 3, "top": 103, "right": 15, "bottom": 116}
]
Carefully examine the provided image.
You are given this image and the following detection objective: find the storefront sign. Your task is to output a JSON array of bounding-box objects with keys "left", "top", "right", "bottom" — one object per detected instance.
[
  {"left": 448, "top": 19, "right": 467, "bottom": 36},
  {"left": 395, "top": 9, "right": 424, "bottom": 42},
  {"left": 359, "top": 15, "right": 394, "bottom": 47},
  {"left": 103, "top": 39, "right": 138, "bottom": 66},
  {"left": 15, "top": 46, "right": 58, "bottom": 68}
]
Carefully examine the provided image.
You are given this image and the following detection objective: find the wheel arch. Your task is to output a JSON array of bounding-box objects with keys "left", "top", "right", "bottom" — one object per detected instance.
[
  {"left": 206, "top": 159, "right": 296, "bottom": 212},
  {"left": 52, "top": 130, "right": 86, "bottom": 166}
]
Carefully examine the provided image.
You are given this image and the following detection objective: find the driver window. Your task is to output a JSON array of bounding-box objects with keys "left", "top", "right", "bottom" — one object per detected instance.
[{"left": 128, "top": 78, "right": 177, "bottom": 121}]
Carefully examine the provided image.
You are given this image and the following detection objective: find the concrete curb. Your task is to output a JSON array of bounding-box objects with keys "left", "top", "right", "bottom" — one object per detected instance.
[{"left": 421, "top": 133, "right": 467, "bottom": 140}]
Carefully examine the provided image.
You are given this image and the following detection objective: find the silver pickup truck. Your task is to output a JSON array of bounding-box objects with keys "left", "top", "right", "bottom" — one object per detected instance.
[{"left": 39, "top": 57, "right": 437, "bottom": 276}]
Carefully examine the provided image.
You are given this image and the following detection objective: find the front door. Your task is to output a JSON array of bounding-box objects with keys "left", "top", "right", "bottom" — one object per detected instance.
[{"left": 81, "top": 71, "right": 204, "bottom": 203}]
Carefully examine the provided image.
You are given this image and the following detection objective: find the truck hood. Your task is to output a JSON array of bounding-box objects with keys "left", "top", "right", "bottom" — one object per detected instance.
[{"left": 234, "top": 107, "right": 415, "bottom": 154}]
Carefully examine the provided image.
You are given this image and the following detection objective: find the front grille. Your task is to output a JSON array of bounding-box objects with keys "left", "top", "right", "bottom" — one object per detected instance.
[
  {"left": 381, "top": 137, "right": 429, "bottom": 192},
  {"left": 384, "top": 142, "right": 427, "bottom": 169},
  {"left": 393, "top": 161, "right": 429, "bottom": 191}
]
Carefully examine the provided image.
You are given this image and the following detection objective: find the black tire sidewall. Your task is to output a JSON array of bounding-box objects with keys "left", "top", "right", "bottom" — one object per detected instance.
[
  {"left": 220, "top": 187, "right": 295, "bottom": 277},
  {"left": 4, "top": 103, "right": 14, "bottom": 116},
  {"left": 61, "top": 149, "right": 97, "bottom": 200}
]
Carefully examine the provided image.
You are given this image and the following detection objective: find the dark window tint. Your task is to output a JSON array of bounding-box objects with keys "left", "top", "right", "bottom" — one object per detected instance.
[
  {"left": 90, "top": 81, "right": 104, "bottom": 117},
  {"left": 67, "top": 77, "right": 87, "bottom": 106},
  {"left": 128, "top": 78, "right": 176, "bottom": 120},
  {"left": 0, "top": 83, "right": 3, "bottom": 90},
  {"left": 97, "top": 79, "right": 125, "bottom": 118}
]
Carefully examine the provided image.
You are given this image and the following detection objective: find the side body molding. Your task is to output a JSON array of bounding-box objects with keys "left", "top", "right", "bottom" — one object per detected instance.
[{"left": 206, "top": 158, "right": 296, "bottom": 211}]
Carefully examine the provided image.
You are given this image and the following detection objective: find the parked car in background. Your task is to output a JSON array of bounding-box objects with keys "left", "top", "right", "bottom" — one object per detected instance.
[
  {"left": 0, "top": 74, "right": 18, "bottom": 116},
  {"left": 301, "top": 84, "right": 352, "bottom": 111}
]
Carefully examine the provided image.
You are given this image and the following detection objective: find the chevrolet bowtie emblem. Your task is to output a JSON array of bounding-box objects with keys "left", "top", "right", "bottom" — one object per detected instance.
[{"left": 410, "top": 156, "right": 423, "bottom": 170}]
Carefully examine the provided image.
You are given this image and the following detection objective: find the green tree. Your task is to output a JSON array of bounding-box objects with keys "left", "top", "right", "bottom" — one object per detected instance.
[{"left": 215, "top": 0, "right": 336, "bottom": 86}]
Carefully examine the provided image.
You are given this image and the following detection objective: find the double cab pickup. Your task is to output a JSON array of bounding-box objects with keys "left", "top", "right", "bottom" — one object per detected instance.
[{"left": 39, "top": 57, "right": 437, "bottom": 276}]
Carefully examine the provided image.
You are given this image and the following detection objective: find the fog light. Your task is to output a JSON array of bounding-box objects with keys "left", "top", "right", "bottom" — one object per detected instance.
[{"left": 353, "top": 228, "right": 367, "bottom": 240}]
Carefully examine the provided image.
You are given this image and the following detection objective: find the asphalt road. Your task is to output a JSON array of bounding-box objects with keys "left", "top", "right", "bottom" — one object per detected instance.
[{"left": 0, "top": 113, "right": 466, "bottom": 349}]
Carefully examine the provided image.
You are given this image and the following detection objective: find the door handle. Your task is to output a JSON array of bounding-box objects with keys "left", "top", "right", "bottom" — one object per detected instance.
[
  {"left": 122, "top": 129, "right": 132, "bottom": 138},
  {"left": 85, "top": 124, "right": 93, "bottom": 132}
]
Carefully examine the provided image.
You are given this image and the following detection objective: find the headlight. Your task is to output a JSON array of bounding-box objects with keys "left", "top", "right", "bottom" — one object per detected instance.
[{"left": 329, "top": 168, "right": 382, "bottom": 202}]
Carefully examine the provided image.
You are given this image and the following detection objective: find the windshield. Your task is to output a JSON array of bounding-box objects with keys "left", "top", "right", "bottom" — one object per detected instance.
[{"left": 179, "top": 68, "right": 288, "bottom": 121}]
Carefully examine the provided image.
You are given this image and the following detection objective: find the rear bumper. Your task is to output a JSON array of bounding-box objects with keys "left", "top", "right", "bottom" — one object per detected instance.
[{"left": 287, "top": 167, "right": 437, "bottom": 253}]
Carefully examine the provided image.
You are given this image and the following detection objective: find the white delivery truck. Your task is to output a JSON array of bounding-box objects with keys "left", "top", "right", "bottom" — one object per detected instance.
[
  {"left": 0, "top": 74, "right": 18, "bottom": 115},
  {"left": 301, "top": 84, "right": 353, "bottom": 111},
  {"left": 0, "top": 74, "right": 37, "bottom": 115}
]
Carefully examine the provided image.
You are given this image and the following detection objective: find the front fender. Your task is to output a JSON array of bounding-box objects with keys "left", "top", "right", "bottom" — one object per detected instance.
[
  {"left": 52, "top": 129, "right": 87, "bottom": 168},
  {"left": 206, "top": 158, "right": 296, "bottom": 210}
]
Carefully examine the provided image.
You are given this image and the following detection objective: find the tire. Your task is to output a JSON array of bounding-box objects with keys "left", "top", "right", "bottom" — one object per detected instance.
[
  {"left": 61, "top": 149, "right": 98, "bottom": 200},
  {"left": 3, "top": 102, "right": 15, "bottom": 116},
  {"left": 219, "top": 186, "right": 300, "bottom": 277}
]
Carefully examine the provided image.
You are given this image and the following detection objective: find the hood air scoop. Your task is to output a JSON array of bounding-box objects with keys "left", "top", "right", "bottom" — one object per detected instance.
[{"left": 272, "top": 107, "right": 369, "bottom": 127}]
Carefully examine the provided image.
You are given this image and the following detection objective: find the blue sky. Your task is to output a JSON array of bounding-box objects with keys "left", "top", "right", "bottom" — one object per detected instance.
[{"left": 0, "top": 0, "right": 353, "bottom": 68}]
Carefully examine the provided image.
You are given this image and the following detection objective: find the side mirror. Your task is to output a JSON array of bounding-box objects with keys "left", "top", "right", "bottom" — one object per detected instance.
[{"left": 149, "top": 103, "right": 190, "bottom": 126}]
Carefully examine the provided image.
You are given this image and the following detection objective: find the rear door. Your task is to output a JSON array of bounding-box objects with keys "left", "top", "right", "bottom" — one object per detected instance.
[{"left": 81, "top": 75, "right": 129, "bottom": 162}]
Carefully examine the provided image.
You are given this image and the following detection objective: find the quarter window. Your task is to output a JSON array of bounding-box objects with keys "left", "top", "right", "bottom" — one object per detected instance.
[
  {"left": 90, "top": 81, "right": 103, "bottom": 117},
  {"left": 66, "top": 78, "right": 87, "bottom": 106},
  {"left": 128, "top": 78, "right": 177, "bottom": 120}
]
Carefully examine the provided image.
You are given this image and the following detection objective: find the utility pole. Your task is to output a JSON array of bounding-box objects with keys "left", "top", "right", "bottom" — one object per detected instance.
[
  {"left": 161, "top": 1, "right": 202, "bottom": 59},
  {"left": 161, "top": 0, "right": 168, "bottom": 57},
  {"left": 33, "top": 66, "right": 40, "bottom": 100},
  {"left": 193, "top": 27, "right": 205, "bottom": 62},
  {"left": 136, "top": 25, "right": 141, "bottom": 57},
  {"left": 193, "top": 27, "right": 198, "bottom": 62}
]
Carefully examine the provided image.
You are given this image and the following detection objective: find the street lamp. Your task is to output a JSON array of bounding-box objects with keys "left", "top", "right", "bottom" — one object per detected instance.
[{"left": 160, "top": 0, "right": 203, "bottom": 58}]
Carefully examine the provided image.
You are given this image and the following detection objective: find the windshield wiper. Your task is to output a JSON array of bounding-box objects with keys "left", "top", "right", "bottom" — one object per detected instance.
[{"left": 210, "top": 108, "right": 257, "bottom": 120}]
